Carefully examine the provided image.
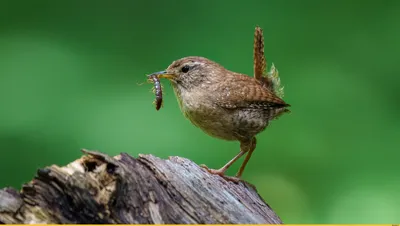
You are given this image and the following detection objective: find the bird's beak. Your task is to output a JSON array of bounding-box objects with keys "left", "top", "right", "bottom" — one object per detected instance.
[{"left": 147, "top": 70, "right": 176, "bottom": 80}]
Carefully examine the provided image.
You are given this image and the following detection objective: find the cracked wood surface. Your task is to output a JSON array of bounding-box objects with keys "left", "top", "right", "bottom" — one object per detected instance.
[{"left": 0, "top": 150, "right": 282, "bottom": 224}]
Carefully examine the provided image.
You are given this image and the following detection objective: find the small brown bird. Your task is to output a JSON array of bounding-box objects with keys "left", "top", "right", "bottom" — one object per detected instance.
[{"left": 148, "top": 26, "right": 290, "bottom": 181}]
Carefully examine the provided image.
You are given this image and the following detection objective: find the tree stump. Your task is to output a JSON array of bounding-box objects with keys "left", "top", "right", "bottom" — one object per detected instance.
[{"left": 0, "top": 149, "right": 283, "bottom": 224}]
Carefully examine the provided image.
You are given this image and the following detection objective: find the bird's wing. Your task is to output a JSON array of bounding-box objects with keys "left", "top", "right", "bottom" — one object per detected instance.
[{"left": 214, "top": 74, "right": 289, "bottom": 110}]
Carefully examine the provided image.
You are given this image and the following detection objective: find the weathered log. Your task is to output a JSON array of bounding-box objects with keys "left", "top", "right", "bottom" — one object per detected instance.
[{"left": 0, "top": 149, "right": 282, "bottom": 224}]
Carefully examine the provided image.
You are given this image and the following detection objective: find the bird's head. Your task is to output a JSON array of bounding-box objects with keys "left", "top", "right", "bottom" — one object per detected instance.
[{"left": 148, "top": 56, "right": 224, "bottom": 91}]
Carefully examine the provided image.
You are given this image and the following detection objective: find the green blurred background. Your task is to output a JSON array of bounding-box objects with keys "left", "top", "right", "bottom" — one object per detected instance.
[{"left": 0, "top": 0, "right": 399, "bottom": 223}]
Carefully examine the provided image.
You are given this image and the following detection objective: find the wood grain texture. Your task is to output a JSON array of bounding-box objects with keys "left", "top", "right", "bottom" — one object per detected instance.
[{"left": 0, "top": 150, "right": 282, "bottom": 224}]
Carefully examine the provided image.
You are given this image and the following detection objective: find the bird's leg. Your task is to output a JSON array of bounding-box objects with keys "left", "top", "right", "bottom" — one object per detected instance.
[
  {"left": 235, "top": 137, "right": 257, "bottom": 179},
  {"left": 200, "top": 149, "right": 246, "bottom": 176},
  {"left": 201, "top": 138, "right": 256, "bottom": 182}
]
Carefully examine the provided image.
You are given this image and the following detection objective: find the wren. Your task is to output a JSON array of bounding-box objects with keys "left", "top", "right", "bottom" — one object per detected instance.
[{"left": 147, "top": 26, "right": 290, "bottom": 182}]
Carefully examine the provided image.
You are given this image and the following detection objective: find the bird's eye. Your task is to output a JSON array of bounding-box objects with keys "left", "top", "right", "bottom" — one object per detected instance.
[{"left": 181, "top": 65, "right": 190, "bottom": 73}]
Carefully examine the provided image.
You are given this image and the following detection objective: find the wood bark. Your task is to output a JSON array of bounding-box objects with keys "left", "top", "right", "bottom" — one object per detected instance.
[{"left": 0, "top": 149, "right": 282, "bottom": 224}]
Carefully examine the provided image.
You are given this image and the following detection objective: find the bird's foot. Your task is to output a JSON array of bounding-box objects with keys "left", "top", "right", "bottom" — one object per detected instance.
[
  {"left": 199, "top": 164, "right": 241, "bottom": 183},
  {"left": 199, "top": 164, "right": 225, "bottom": 175},
  {"left": 222, "top": 175, "right": 241, "bottom": 183}
]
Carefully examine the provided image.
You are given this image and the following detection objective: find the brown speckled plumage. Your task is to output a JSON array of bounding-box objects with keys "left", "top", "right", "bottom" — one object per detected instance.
[
  {"left": 254, "top": 26, "right": 267, "bottom": 80},
  {"left": 148, "top": 26, "right": 290, "bottom": 181},
  {"left": 165, "top": 56, "right": 289, "bottom": 142}
]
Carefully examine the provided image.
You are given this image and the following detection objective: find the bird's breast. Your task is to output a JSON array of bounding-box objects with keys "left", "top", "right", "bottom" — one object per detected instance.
[{"left": 176, "top": 88, "right": 238, "bottom": 140}]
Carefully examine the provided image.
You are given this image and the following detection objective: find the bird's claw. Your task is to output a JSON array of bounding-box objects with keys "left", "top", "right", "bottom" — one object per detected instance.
[
  {"left": 199, "top": 164, "right": 241, "bottom": 183},
  {"left": 199, "top": 164, "right": 224, "bottom": 175}
]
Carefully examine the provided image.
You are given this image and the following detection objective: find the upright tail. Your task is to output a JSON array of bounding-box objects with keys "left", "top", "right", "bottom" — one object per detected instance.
[{"left": 253, "top": 26, "right": 285, "bottom": 99}]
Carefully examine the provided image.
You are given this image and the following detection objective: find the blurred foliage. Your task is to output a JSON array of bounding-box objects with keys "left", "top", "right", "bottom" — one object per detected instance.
[{"left": 0, "top": 0, "right": 399, "bottom": 223}]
